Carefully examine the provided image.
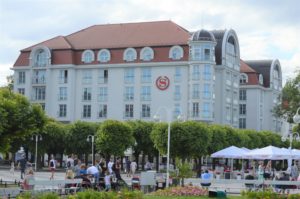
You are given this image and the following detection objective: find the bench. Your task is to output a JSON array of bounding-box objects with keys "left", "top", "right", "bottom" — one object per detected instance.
[{"left": 24, "top": 179, "right": 83, "bottom": 195}]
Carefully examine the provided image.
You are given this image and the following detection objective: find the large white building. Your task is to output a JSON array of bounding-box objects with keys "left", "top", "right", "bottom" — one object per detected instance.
[{"left": 12, "top": 21, "right": 282, "bottom": 132}]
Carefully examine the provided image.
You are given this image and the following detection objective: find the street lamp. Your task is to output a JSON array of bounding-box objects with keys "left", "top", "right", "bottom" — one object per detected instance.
[
  {"left": 87, "top": 135, "right": 95, "bottom": 165},
  {"left": 32, "top": 135, "right": 42, "bottom": 171},
  {"left": 154, "top": 107, "right": 183, "bottom": 188}
]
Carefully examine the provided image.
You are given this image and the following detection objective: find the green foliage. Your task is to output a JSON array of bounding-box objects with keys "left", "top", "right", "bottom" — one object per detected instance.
[
  {"left": 207, "top": 124, "right": 228, "bottom": 154},
  {"left": 76, "top": 190, "right": 118, "bottom": 199},
  {"left": 240, "top": 189, "right": 300, "bottom": 199},
  {"left": 96, "top": 120, "right": 134, "bottom": 158},
  {"left": 118, "top": 190, "right": 143, "bottom": 199},
  {"left": 150, "top": 122, "right": 168, "bottom": 155},
  {"left": 16, "top": 192, "right": 32, "bottom": 199},
  {"left": 127, "top": 120, "right": 157, "bottom": 159},
  {"left": 0, "top": 88, "right": 47, "bottom": 152},
  {"left": 35, "top": 192, "right": 60, "bottom": 199},
  {"left": 65, "top": 121, "right": 100, "bottom": 155},
  {"left": 273, "top": 71, "right": 300, "bottom": 123},
  {"left": 175, "top": 158, "right": 195, "bottom": 186}
]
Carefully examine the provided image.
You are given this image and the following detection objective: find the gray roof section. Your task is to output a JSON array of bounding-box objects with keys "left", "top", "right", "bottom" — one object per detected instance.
[
  {"left": 191, "top": 29, "right": 216, "bottom": 42},
  {"left": 244, "top": 60, "right": 273, "bottom": 88},
  {"left": 210, "top": 30, "right": 226, "bottom": 65}
]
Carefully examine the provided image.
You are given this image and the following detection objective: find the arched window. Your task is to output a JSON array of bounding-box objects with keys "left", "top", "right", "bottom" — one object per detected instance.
[
  {"left": 36, "top": 49, "right": 47, "bottom": 67},
  {"left": 97, "top": 49, "right": 110, "bottom": 63},
  {"left": 140, "top": 47, "right": 154, "bottom": 61},
  {"left": 240, "top": 73, "right": 248, "bottom": 84},
  {"left": 82, "top": 50, "right": 95, "bottom": 63},
  {"left": 123, "top": 48, "right": 137, "bottom": 62},
  {"left": 169, "top": 46, "right": 183, "bottom": 60}
]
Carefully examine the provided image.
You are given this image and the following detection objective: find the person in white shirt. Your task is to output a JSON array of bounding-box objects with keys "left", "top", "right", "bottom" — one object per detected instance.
[
  {"left": 108, "top": 159, "right": 114, "bottom": 174},
  {"left": 130, "top": 160, "right": 137, "bottom": 176},
  {"left": 49, "top": 155, "right": 56, "bottom": 180}
]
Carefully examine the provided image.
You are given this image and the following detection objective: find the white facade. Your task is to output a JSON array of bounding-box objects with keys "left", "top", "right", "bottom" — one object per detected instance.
[{"left": 12, "top": 22, "right": 281, "bottom": 132}]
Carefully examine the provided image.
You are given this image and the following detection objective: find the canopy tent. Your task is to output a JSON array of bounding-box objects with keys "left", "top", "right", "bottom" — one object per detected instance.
[
  {"left": 211, "top": 146, "right": 249, "bottom": 159},
  {"left": 243, "top": 145, "right": 291, "bottom": 160}
]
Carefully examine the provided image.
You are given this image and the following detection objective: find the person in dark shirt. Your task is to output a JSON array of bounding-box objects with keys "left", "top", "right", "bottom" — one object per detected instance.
[{"left": 18, "top": 155, "right": 27, "bottom": 179}]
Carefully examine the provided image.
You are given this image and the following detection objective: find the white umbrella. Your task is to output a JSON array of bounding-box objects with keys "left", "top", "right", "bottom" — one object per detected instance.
[
  {"left": 243, "top": 145, "right": 290, "bottom": 160},
  {"left": 211, "top": 146, "right": 249, "bottom": 159}
]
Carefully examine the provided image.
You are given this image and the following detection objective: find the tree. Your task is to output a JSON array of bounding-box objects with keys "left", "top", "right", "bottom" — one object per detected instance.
[
  {"left": 65, "top": 121, "right": 99, "bottom": 163},
  {"left": 0, "top": 88, "right": 47, "bottom": 152},
  {"left": 127, "top": 120, "right": 157, "bottom": 170},
  {"left": 274, "top": 71, "right": 300, "bottom": 123},
  {"left": 96, "top": 120, "right": 134, "bottom": 160}
]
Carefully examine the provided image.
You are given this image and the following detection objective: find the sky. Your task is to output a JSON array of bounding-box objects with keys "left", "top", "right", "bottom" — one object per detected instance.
[{"left": 0, "top": 0, "right": 299, "bottom": 86}]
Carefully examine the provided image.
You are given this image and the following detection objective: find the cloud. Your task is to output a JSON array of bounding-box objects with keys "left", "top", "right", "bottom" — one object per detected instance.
[{"left": 0, "top": 0, "right": 299, "bottom": 86}]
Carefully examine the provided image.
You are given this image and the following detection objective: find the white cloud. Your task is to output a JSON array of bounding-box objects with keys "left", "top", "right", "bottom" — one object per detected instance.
[{"left": 0, "top": 0, "right": 299, "bottom": 86}]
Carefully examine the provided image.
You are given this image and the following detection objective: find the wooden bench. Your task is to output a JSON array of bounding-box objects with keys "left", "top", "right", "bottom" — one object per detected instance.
[{"left": 24, "top": 179, "right": 83, "bottom": 195}]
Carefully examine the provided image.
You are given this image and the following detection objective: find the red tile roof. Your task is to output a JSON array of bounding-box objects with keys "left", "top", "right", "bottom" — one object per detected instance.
[
  {"left": 22, "top": 21, "right": 190, "bottom": 51},
  {"left": 240, "top": 59, "right": 256, "bottom": 73}
]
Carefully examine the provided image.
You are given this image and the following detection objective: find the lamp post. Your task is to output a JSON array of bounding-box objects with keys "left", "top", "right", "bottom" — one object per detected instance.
[
  {"left": 32, "top": 135, "right": 42, "bottom": 171},
  {"left": 154, "top": 108, "right": 183, "bottom": 188},
  {"left": 87, "top": 135, "right": 95, "bottom": 165}
]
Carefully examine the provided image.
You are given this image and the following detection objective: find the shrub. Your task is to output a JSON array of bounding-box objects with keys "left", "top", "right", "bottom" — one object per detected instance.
[
  {"left": 241, "top": 189, "right": 300, "bottom": 199},
  {"left": 76, "top": 190, "right": 118, "bottom": 199}
]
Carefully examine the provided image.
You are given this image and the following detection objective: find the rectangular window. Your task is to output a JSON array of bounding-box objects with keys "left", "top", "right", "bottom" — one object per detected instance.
[
  {"left": 124, "top": 68, "right": 135, "bottom": 84},
  {"left": 202, "top": 102, "right": 210, "bottom": 118},
  {"left": 58, "top": 87, "right": 67, "bottom": 100},
  {"left": 192, "top": 84, "right": 200, "bottom": 99},
  {"left": 239, "top": 89, "right": 246, "bottom": 101},
  {"left": 33, "top": 87, "right": 46, "bottom": 100},
  {"left": 141, "top": 86, "right": 151, "bottom": 101},
  {"left": 83, "top": 88, "right": 92, "bottom": 101},
  {"left": 192, "top": 65, "right": 200, "bottom": 80},
  {"left": 226, "top": 106, "right": 231, "bottom": 122},
  {"left": 192, "top": 102, "right": 199, "bottom": 117},
  {"left": 239, "top": 104, "right": 246, "bottom": 115},
  {"left": 18, "top": 88, "right": 25, "bottom": 95},
  {"left": 193, "top": 47, "right": 201, "bottom": 60},
  {"left": 174, "top": 85, "right": 181, "bottom": 100},
  {"left": 203, "top": 65, "right": 211, "bottom": 80},
  {"left": 125, "top": 104, "right": 134, "bottom": 118},
  {"left": 174, "top": 67, "right": 181, "bottom": 82},
  {"left": 203, "top": 84, "right": 211, "bottom": 99},
  {"left": 204, "top": 49, "right": 210, "bottom": 60},
  {"left": 239, "top": 118, "right": 246, "bottom": 129},
  {"left": 226, "top": 72, "right": 231, "bottom": 85},
  {"left": 18, "top": 71, "right": 25, "bottom": 84},
  {"left": 141, "top": 68, "right": 151, "bottom": 83},
  {"left": 141, "top": 104, "right": 151, "bottom": 118},
  {"left": 59, "top": 70, "right": 68, "bottom": 84},
  {"left": 124, "top": 87, "right": 134, "bottom": 101},
  {"left": 174, "top": 103, "right": 181, "bottom": 118},
  {"left": 98, "top": 87, "right": 107, "bottom": 102},
  {"left": 59, "top": 104, "right": 67, "bottom": 117},
  {"left": 33, "top": 70, "right": 46, "bottom": 84},
  {"left": 82, "top": 70, "right": 92, "bottom": 84},
  {"left": 98, "top": 104, "right": 107, "bottom": 118},
  {"left": 98, "top": 69, "right": 108, "bottom": 84},
  {"left": 83, "top": 105, "right": 91, "bottom": 118}
]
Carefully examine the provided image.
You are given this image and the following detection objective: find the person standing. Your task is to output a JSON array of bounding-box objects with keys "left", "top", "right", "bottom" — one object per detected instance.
[
  {"left": 130, "top": 159, "right": 137, "bottom": 176},
  {"left": 21, "top": 169, "right": 35, "bottom": 190},
  {"left": 126, "top": 158, "right": 131, "bottom": 177},
  {"left": 49, "top": 155, "right": 56, "bottom": 180},
  {"left": 87, "top": 164, "right": 100, "bottom": 185},
  {"left": 10, "top": 160, "right": 15, "bottom": 175},
  {"left": 108, "top": 158, "right": 114, "bottom": 174},
  {"left": 291, "top": 161, "right": 299, "bottom": 180},
  {"left": 18, "top": 154, "right": 27, "bottom": 180},
  {"left": 104, "top": 170, "right": 111, "bottom": 191}
]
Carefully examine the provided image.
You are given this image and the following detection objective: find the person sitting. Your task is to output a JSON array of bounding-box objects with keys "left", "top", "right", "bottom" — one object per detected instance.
[
  {"left": 200, "top": 170, "right": 212, "bottom": 189},
  {"left": 87, "top": 164, "right": 100, "bottom": 185},
  {"left": 21, "top": 169, "right": 35, "bottom": 190}
]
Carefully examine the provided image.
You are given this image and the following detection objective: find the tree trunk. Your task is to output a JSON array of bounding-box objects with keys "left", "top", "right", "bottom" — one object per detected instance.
[
  {"left": 142, "top": 154, "right": 145, "bottom": 170},
  {"left": 134, "top": 154, "right": 139, "bottom": 171},
  {"left": 156, "top": 152, "right": 159, "bottom": 171},
  {"left": 181, "top": 177, "right": 184, "bottom": 187}
]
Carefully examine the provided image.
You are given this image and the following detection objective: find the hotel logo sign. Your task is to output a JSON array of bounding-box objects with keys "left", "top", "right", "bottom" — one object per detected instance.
[{"left": 156, "top": 76, "right": 170, "bottom": 90}]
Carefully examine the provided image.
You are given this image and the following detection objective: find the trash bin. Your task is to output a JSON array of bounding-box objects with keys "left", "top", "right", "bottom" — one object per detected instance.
[{"left": 224, "top": 171, "right": 230, "bottom": 179}]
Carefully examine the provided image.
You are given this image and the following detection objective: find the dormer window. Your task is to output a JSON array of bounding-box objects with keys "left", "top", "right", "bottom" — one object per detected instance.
[
  {"left": 82, "top": 50, "right": 95, "bottom": 63},
  {"left": 124, "top": 48, "right": 137, "bottom": 62},
  {"left": 259, "top": 74, "right": 264, "bottom": 85},
  {"left": 169, "top": 46, "right": 183, "bottom": 60},
  {"left": 140, "top": 47, "right": 154, "bottom": 61},
  {"left": 240, "top": 73, "right": 248, "bottom": 84},
  {"left": 36, "top": 50, "right": 47, "bottom": 67},
  {"left": 98, "top": 49, "right": 110, "bottom": 63}
]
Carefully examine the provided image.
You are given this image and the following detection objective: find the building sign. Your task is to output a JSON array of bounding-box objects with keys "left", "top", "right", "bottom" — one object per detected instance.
[{"left": 156, "top": 76, "right": 170, "bottom": 90}]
